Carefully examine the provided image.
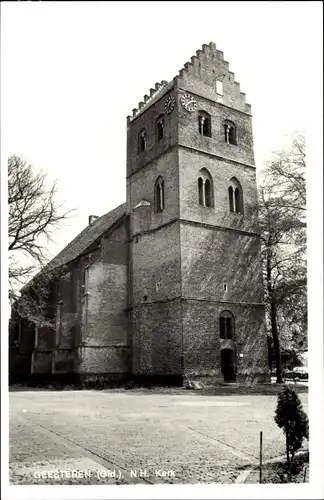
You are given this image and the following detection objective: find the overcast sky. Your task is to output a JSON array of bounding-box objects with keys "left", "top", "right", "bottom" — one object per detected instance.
[{"left": 2, "top": 1, "right": 322, "bottom": 261}]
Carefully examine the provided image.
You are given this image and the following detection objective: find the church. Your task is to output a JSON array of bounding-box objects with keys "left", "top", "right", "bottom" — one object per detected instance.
[{"left": 10, "top": 42, "right": 269, "bottom": 385}]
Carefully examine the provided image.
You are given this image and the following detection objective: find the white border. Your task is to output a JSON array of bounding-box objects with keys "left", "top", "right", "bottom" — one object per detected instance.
[{"left": 1, "top": 1, "right": 323, "bottom": 499}]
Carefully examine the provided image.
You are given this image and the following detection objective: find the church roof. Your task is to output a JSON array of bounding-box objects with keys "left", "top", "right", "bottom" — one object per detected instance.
[
  {"left": 46, "top": 202, "right": 127, "bottom": 270},
  {"left": 22, "top": 203, "right": 127, "bottom": 291}
]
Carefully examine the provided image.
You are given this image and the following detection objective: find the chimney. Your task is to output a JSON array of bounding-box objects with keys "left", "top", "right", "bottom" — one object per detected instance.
[{"left": 89, "top": 215, "right": 99, "bottom": 225}]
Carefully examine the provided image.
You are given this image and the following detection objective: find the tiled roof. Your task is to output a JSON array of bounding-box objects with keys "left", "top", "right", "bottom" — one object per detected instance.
[
  {"left": 22, "top": 203, "right": 127, "bottom": 291},
  {"left": 46, "top": 203, "right": 127, "bottom": 270}
]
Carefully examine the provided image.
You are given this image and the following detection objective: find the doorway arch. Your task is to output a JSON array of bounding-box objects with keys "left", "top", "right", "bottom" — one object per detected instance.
[{"left": 220, "top": 348, "right": 236, "bottom": 382}]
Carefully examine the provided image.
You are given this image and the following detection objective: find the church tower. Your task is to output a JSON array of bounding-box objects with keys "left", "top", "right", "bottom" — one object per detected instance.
[{"left": 126, "top": 42, "right": 269, "bottom": 384}]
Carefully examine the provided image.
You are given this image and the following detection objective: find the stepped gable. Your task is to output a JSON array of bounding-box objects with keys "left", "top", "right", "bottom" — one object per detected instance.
[{"left": 127, "top": 41, "right": 251, "bottom": 121}]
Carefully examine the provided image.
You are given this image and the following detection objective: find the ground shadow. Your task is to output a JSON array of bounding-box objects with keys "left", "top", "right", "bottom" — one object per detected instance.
[{"left": 9, "top": 382, "right": 308, "bottom": 396}]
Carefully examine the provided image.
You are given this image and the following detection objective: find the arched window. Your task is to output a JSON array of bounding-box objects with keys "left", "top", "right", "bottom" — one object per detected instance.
[
  {"left": 138, "top": 129, "right": 147, "bottom": 153},
  {"left": 228, "top": 177, "right": 244, "bottom": 214},
  {"left": 205, "top": 179, "right": 212, "bottom": 207},
  {"left": 197, "top": 168, "right": 214, "bottom": 208},
  {"left": 235, "top": 188, "right": 241, "bottom": 213},
  {"left": 219, "top": 310, "right": 234, "bottom": 340},
  {"left": 224, "top": 121, "right": 237, "bottom": 145},
  {"left": 228, "top": 186, "right": 234, "bottom": 212},
  {"left": 198, "top": 111, "right": 212, "bottom": 137},
  {"left": 154, "top": 176, "right": 164, "bottom": 213},
  {"left": 156, "top": 116, "right": 164, "bottom": 142},
  {"left": 198, "top": 177, "right": 204, "bottom": 206}
]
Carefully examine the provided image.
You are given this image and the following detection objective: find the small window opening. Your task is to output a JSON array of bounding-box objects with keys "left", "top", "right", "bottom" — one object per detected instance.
[
  {"left": 235, "top": 188, "right": 242, "bottom": 214},
  {"left": 226, "top": 317, "right": 233, "bottom": 339},
  {"left": 143, "top": 295, "right": 148, "bottom": 302},
  {"left": 219, "top": 311, "right": 235, "bottom": 341},
  {"left": 205, "top": 179, "right": 212, "bottom": 207},
  {"left": 157, "top": 119, "right": 164, "bottom": 141},
  {"left": 139, "top": 130, "right": 147, "bottom": 152},
  {"left": 198, "top": 177, "right": 204, "bottom": 206},
  {"left": 198, "top": 114, "right": 211, "bottom": 137},
  {"left": 224, "top": 123, "right": 237, "bottom": 145},
  {"left": 198, "top": 169, "right": 214, "bottom": 208},
  {"left": 155, "top": 177, "right": 165, "bottom": 213},
  {"left": 223, "top": 283, "right": 228, "bottom": 292},
  {"left": 228, "top": 179, "right": 244, "bottom": 214},
  {"left": 220, "top": 317, "right": 226, "bottom": 339},
  {"left": 228, "top": 186, "right": 234, "bottom": 213}
]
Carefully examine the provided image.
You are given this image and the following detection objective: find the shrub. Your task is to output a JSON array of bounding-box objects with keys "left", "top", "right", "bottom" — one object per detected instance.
[{"left": 274, "top": 386, "right": 309, "bottom": 477}]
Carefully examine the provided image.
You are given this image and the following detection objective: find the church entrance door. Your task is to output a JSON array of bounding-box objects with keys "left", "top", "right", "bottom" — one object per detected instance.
[{"left": 221, "top": 348, "right": 236, "bottom": 382}]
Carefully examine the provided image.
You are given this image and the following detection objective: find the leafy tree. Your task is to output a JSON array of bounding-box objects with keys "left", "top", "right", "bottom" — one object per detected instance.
[
  {"left": 8, "top": 155, "right": 74, "bottom": 324},
  {"left": 274, "top": 386, "right": 309, "bottom": 479},
  {"left": 259, "top": 134, "right": 307, "bottom": 382}
]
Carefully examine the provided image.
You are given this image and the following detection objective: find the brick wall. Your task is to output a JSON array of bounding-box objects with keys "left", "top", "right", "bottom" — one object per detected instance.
[
  {"left": 29, "top": 219, "right": 129, "bottom": 377},
  {"left": 178, "top": 95, "right": 254, "bottom": 167},
  {"left": 179, "top": 148, "right": 259, "bottom": 232},
  {"left": 127, "top": 148, "right": 179, "bottom": 230},
  {"left": 127, "top": 89, "right": 178, "bottom": 177},
  {"left": 79, "top": 220, "right": 129, "bottom": 375},
  {"left": 130, "top": 222, "right": 181, "bottom": 306},
  {"left": 182, "top": 300, "right": 268, "bottom": 380},
  {"left": 180, "top": 224, "right": 264, "bottom": 304},
  {"left": 132, "top": 300, "right": 182, "bottom": 376}
]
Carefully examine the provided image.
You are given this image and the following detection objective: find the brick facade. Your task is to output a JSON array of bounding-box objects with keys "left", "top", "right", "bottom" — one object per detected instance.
[{"left": 10, "top": 42, "right": 269, "bottom": 385}]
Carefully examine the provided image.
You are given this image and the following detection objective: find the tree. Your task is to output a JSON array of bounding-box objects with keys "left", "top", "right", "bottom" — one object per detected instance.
[
  {"left": 8, "top": 155, "right": 73, "bottom": 323},
  {"left": 274, "top": 386, "right": 309, "bottom": 480},
  {"left": 258, "top": 134, "right": 307, "bottom": 383}
]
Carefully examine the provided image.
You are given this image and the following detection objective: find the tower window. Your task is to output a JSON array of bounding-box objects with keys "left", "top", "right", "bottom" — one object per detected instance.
[
  {"left": 198, "top": 177, "right": 204, "bottom": 206},
  {"left": 219, "top": 310, "right": 234, "bottom": 340},
  {"left": 228, "top": 186, "right": 234, "bottom": 212},
  {"left": 205, "top": 179, "right": 212, "bottom": 207},
  {"left": 198, "top": 112, "right": 212, "bottom": 137},
  {"left": 224, "top": 121, "right": 237, "bottom": 145},
  {"left": 197, "top": 168, "right": 214, "bottom": 207},
  {"left": 156, "top": 116, "right": 164, "bottom": 142},
  {"left": 235, "top": 188, "right": 241, "bottom": 213},
  {"left": 220, "top": 317, "right": 226, "bottom": 339},
  {"left": 138, "top": 129, "right": 147, "bottom": 153},
  {"left": 228, "top": 177, "right": 244, "bottom": 214},
  {"left": 154, "top": 176, "right": 165, "bottom": 213}
]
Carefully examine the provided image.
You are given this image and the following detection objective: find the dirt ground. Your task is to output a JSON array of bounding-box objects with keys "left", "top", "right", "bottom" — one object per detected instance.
[{"left": 9, "top": 386, "right": 309, "bottom": 485}]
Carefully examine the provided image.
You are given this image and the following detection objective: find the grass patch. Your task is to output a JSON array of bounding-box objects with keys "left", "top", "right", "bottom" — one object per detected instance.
[{"left": 261, "top": 451, "right": 309, "bottom": 483}]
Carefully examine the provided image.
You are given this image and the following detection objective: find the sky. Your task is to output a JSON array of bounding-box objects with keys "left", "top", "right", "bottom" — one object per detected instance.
[{"left": 1, "top": 1, "right": 323, "bottom": 262}]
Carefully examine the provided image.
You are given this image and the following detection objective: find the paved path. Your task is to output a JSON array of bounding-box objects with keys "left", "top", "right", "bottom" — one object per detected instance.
[{"left": 9, "top": 388, "right": 308, "bottom": 485}]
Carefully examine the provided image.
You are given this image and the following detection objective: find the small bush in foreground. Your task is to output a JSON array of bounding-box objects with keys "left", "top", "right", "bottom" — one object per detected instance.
[{"left": 274, "top": 386, "right": 309, "bottom": 478}]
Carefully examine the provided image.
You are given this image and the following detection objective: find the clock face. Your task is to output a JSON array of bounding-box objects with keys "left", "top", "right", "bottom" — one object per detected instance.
[
  {"left": 164, "top": 95, "right": 175, "bottom": 114},
  {"left": 180, "top": 93, "right": 197, "bottom": 112}
]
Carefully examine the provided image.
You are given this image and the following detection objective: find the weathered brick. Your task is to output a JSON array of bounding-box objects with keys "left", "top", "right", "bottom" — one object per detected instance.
[{"left": 12, "top": 42, "right": 268, "bottom": 385}]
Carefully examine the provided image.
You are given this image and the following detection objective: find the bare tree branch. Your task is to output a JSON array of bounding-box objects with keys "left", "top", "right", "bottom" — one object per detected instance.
[
  {"left": 8, "top": 155, "right": 76, "bottom": 324},
  {"left": 258, "top": 133, "right": 307, "bottom": 382}
]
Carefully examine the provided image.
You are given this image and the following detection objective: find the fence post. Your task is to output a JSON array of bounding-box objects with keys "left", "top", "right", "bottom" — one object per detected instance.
[{"left": 259, "top": 431, "right": 263, "bottom": 483}]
